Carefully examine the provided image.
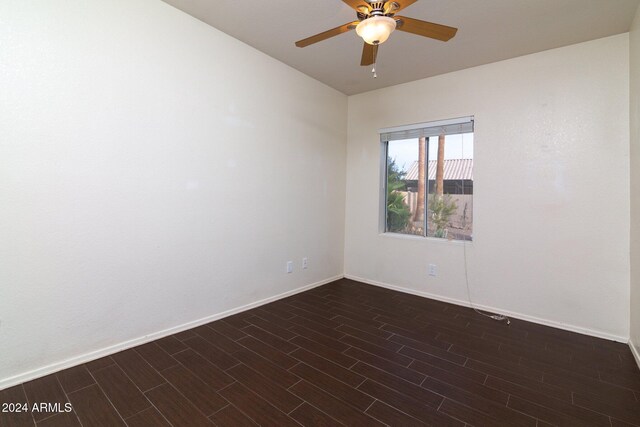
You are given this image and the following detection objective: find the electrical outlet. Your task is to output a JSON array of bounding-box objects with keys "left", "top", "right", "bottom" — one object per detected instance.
[
  {"left": 302, "top": 257, "right": 308, "bottom": 269},
  {"left": 286, "top": 261, "right": 293, "bottom": 274},
  {"left": 428, "top": 264, "right": 437, "bottom": 277}
]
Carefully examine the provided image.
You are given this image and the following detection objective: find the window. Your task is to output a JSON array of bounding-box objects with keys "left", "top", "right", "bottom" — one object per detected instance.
[{"left": 381, "top": 117, "right": 474, "bottom": 241}]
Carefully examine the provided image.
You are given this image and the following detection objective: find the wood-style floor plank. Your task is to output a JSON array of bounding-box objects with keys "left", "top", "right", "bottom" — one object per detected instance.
[
  {"left": 125, "top": 407, "right": 171, "bottom": 427},
  {"left": 232, "top": 349, "right": 300, "bottom": 389},
  {"left": 290, "top": 336, "right": 355, "bottom": 368},
  {"left": 171, "top": 349, "right": 235, "bottom": 391},
  {"left": 155, "top": 335, "right": 188, "bottom": 355},
  {"left": 3, "top": 278, "right": 639, "bottom": 427},
  {"left": 350, "top": 361, "right": 443, "bottom": 408},
  {"left": 36, "top": 410, "right": 81, "bottom": 427},
  {"left": 332, "top": 314, "right": 393, "bottom": 338},
  {"left": 422, "top": 377, "right": 537, "bottom": 427},
  {"left": 242, "top": 325, "right": 298, "bottom": 354},
  {"left": 365, "top": 400, "right": 430, "bottom": 426},
  {"left": 0, "top": 385, "right": 35, "bottom": 427},
  {"left": 22, "top": 376, "right": 69, "bottom": 422},
  {"left": 209, "top": 404, "right": 257, "bottom": 427},
  {"left": 91, "top": 364, "right": 151, "bottom": 419},
  {"left": 288, "top": 348, "right": 365, "bottom": 387},
  {"left": 289, "top": 325, "right": 349, "bottom": 353},
  {"left": 196, "top": 325, "right": 244, "bottom": 354},
  {"left": 217, "top": 382, "right": 299, "bottom": 427},
  {"left": 55, "top": 365, "right": 94, "bottom": 394},
  {"left": 83, "top": 356, "right": 114, "bottom": 373},
  {"left": 573, "top": 392, "right": 640, "bottom": 426},
  {"left": 244, "top": 315, "right": 297, "bottom": 341},
  {"left": 134, "top": 342, "right": 178, "bottom": 372},
  {"left": 226, "top": 363, "right": 302, "bottom": 414},
  {"left": 413, "top": 360, "right": 510, "bottom": 404},
  {"left": 66, "top": 385, "right": 125, "bottom": 427},
  {"left": 289, "top": 380, "right": 385, "bottom": 427},
  {"left": 507, "top": 395, "right": 597, "bottom": 427},
  {"left": 289, "top": 363, "right": 374, "bottom": 411},
  {"left": 183, "top": 336, "right": 239, "bottom": 371},
  {"left": 358, "top": 379, "right": 462, "bottom": 427},
  {"left": 391, "top": 333, "right": 466, "bottom": 364},
  {"left": 144, "top": 383, "right": 212, "bottom": 427},
  {"left": 438, "top": 398, "right": 504, "bottom": 427},
  {"left": 341, "top": 334, "right": 413, "bottom": 366},
  {"left": 174, "top": 329, "right": 197, "bottom": 341},
  {"left": 161, "top": 364, "right": 228, "bottom": 417},
  {"left": 336, "top": 324, "right": 403, "bottom": 351},
  {"left": 286, "top": 314, "right": 345, "bottom": 340},
  {"left": 236, "top": 336, "right": 297, "bottom": 369},
  {"left": 344, "top": 346, "right": 425, "bottom": 384},
  {"left": 111, "top": 349, "right": 165, "bottom": 392},
  {"left": 206, "top": 319, "right": 248, "bottom": 341},
  {"left": 289, "top": 402, "right": 342, "bottom": 427}
]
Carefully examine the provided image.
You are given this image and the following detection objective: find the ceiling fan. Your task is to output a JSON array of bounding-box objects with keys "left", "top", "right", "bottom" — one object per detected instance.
[{"left": 295, "top": 0, "right": 458, "bottom": 72}]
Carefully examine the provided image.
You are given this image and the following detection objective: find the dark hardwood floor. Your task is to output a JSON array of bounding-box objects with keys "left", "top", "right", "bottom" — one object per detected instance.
[{"left": 2, "top": 279, "right": 639, "bottom": 426}]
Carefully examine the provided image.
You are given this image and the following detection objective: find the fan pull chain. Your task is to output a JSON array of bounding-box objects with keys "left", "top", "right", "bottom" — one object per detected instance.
[{"left": 371, "top": 43, "right": 378, "bottom": 78}]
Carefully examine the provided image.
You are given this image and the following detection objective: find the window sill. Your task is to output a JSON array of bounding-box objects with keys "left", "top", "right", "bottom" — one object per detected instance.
[{"left": 378, "top": 232, "right": 472, "bottom": 246}]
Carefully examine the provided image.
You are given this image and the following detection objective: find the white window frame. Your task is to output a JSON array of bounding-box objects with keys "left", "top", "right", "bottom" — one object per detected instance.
[{"left": 379, "top": 116, "right": 475, "bottom": 237}]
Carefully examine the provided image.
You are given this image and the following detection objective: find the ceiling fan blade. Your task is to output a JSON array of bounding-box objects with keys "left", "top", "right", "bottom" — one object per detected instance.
[
  {"left": 295, "top": 21, "right": 359, "bottom": 47},
  {"left": 342, "top": 0, "right": 372, "bottom": 13},
  {"left": 384, "top": 0, "right": 417, "bottom": 15},
  {"left": 395, "top": 16, "right": 458, "bottom": 41},
  {"left": 361, "top": 42, "right": 378, "bottom": 66}
]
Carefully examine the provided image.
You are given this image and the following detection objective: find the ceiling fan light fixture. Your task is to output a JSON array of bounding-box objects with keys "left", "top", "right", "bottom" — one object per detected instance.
[{"left": 356, "top": 15, "right": 397, "bottom": 45}]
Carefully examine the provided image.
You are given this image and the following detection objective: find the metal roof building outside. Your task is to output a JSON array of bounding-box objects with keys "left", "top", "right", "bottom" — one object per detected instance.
[{"left": 404, "top": 159, "right": 473, "bottom": 181}]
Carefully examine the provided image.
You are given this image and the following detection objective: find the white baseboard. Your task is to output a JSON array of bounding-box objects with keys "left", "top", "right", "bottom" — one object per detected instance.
[
  {"left": 0, "top": 275, "right": 343, "bottom": 391},
  {"left": 344, "top": 274, "right": 629, "bottom": 344},
  {"left": 630, "top": 339, "right": 640, "bottom": 370}
]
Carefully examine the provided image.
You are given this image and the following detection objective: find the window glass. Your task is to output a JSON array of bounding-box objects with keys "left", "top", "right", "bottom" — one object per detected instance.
[{"left": 384, "top": 132, "right": 473, "bottom": 241}]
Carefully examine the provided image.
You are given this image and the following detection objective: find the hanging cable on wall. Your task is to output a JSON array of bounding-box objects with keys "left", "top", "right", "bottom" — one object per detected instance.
[
  {"left": 463, "top": 240, "right": 510, "bottom": 324},
  {"left": 460, "top": 132, "right": 510, "bottom": 325}
]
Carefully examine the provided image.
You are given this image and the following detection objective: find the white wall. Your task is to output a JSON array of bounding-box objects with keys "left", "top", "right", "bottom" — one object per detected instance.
[
  {"left": 0, "top": 0, "right": 347, "bottom": 387},
  {"left": 630, "top": 5, "right": 640, "bottom": 360},
  {"left": 345, "top": 34, "right": 631, "bottom": 341}
]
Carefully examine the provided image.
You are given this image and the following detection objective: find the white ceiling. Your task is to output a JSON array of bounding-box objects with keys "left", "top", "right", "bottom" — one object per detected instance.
[{"left": 161, "top": 0, "right": 640, "bottom": 95}]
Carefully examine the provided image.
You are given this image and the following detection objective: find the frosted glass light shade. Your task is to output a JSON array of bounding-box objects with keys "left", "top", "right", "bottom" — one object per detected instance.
[{"left": 356, "top": 16, "right": 397, "bottom": 45}]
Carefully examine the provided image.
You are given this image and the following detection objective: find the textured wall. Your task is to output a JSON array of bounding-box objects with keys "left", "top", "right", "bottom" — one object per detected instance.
[
  {"left": 0, "top": 0, "right": 347, "bottom": 387},
  {"left": 630, "top": 4, "right": 640, "bottom": 361},
  {"left": 345, "top": 34, "right": 630, "bottom": 340}
]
